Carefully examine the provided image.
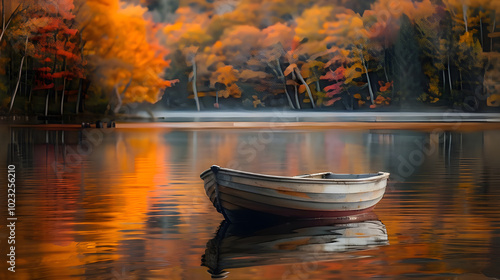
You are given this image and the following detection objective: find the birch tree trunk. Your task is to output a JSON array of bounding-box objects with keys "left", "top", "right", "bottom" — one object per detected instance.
[
  {"left": 8, "top": 36, "right": 28, "bottom": 113},
  {"left": 292, "top": 71, "right": 300, "bottom": 109},
  {"left": 447, "top": 56, "right": 453, "bottom": 93},
  {"left": 76, "top": 79, "right": 82, "bottom": 113},
  {"left": 24, "top": 52, "right": 27, "bottom": 96},
  {"left": 52, "top": 38, "right": 59, "bottom": 104},
  {"left": 276, "top": 59, "right": 295, "bottom": 109},
  {"left": 462, "top": 4, "right": 468, "bottom": 32},
  {"left": 76, "top": 34, "right": 85, "bottom": 114},
  {"left": 113, "top": 77, "right": 132, "bottom": 114},
  {"left": 383, "top": 46, "right": 390, "bottom": 82},
  {"left": 60, "top": 61, "right": 67, "bottom": 115},
  {"left": 45, "top": 91, "right": 49, "bottom": 116},
  {"left": 191, "top": 57, "right": 200, "bottom": 111},
  {"left": 294, "top": 67, "right": 316, "bottom": 109},
  {"left": 215, "top": 90, "right": 219, "bottom": 108},
  {"left": 360, "top": 53, "right": 375, "bottom": 104},
  {"left": 113, "top": 85, "right": 121, "bottom": 114}
]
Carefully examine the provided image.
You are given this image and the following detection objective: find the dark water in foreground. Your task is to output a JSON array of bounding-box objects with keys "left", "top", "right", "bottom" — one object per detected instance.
[{"left": 1, "top": 125, "right": 500, "bottom": 279}]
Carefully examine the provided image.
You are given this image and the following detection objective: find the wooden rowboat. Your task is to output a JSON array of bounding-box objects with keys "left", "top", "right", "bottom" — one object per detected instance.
[{"left": 200, "top": 165, "right": 390, "bottom": 222}]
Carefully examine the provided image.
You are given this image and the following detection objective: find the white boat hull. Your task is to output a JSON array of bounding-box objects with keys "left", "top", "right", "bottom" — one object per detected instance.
[{"left": 200, "top": 166, "right": 390, "bottom": 221}]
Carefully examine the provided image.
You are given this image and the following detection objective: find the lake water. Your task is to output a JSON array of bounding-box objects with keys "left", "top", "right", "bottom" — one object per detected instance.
[{"left": 1, "top": 125, "right": 500, "bottom": 279}]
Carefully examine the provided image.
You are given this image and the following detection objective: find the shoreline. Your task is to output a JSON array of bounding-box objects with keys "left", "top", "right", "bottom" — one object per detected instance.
[
  {"left": 3, "top": 112, "right": 500, "bottom": 131},
  {"left": 7, "top": 121, "right": 500, "bottom": 132}
]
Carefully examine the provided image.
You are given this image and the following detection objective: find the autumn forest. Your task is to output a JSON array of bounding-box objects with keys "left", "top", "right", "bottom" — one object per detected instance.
[{"left": 1, "top": 0, "right": 499, "bottom": 115}]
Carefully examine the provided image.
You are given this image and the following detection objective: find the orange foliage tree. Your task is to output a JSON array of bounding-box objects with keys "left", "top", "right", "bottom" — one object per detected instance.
[
  {"left": 3, "top": 0, "right": 499, "bottom": 114},
  {"left": 78, "top": 0, "right": 176, "bottom": 113},
  {"left": 258, "top": 23, "right": 295, "bottom": 108}
]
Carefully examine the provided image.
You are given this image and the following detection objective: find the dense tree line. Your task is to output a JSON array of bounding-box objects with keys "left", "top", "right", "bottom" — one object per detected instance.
[
  {"left": 0, "top": 0, "right": 176, "bottom": 115},
  {"left": 1, "top": 0, "right": 499, "bottom": 115}
]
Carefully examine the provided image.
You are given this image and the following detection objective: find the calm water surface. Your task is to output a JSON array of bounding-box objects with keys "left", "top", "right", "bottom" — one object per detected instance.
[{"left": 1, "top": 125, "right": 500, "bottom": 280}]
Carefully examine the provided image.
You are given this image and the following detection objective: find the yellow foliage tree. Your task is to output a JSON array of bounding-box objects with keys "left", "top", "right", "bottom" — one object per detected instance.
[
  {"left": 210, "top": 64, "right": 241, "bottom": 103},
  {"left": 163, "top": 7, "right": 212, "bottom": 49},
  {"left": 323, "top": 11, "right": 375, "bottom": 105},
  {"left": 295, "top": 5, "right": 333, "bottom": 43},
  {"left": 163, "top": 7, "right": 213, "bottom": 111}
]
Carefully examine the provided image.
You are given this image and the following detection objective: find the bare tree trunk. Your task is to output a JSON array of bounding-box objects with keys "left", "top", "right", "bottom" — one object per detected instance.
[
  {"left": 51, "top": 32, "right": 59, "bottom": 104},
  {"left": 113, "top": 85, "right": 121, "bottom": 114},
  {"left": 215, "top": 90, "right": 219, "bottom": 108},
  {"left": 8, "top": 56, "right": 25, "bottom": 113},
  {"left": 191, "top": 57, "right": 200, "bottom": 111},
  {"left": 45, "top": 91, "right": 49, "bottom": 116},
  {"left": 360, "top": 53, "right": 375, "bottom": 104},
  {"left": 276, "top": 59, "right": 295, "bottom": 109},
  {"left": 0, "top": 27, "right": 5, "bottom": 43},
  {"left": 294, "top": 85, "right": 300, "bottom": 109},
  {"left": 292, "top": 71, "right": 300, "bottom": 109},
  {"left": 383, "top": 48, "right": 390, "bottom": 82},
  {"left": 76, "top": 79, "right": 82, "bottom": 114},
  {"left": 24, "top": 53, "right": 27, "bottom": 96},
  {"left": 76, "top": 34, "right": 85, "bottom": 114},
  {"left": 268, "top": 61, "right": 295, "bottom": 109},
  {"left": 60, "top": 62, "right": 67, "bottom": 115},
  {"left": 447, "top": 56, "right": 453, "bottom": 93},
  {"left": 294, "top": 68, "right": 316, "bottom": 109},
  {"left": 113, "top": 77, "right": 132, "bottom": 114},
  {"left": 8, "top": 36, "right": 28, "bottom": 113},
  {"left": 462, "top": 4, "right": 468, "bottom": 32}
]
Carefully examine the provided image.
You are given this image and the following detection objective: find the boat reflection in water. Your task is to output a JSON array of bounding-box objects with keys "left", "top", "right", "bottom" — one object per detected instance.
[{"left": 201, "top": 212, "right": 388, "bottom": 278}]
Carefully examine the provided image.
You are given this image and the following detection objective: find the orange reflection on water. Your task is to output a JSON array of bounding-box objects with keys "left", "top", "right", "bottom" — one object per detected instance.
[{"left": 1, "top": 128, "right": 499, "bottom": 279}]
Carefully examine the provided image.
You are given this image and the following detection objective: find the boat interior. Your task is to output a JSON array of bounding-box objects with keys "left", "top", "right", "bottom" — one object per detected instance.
[{"left": 295, "top": 172, "right": 381, "bottom": 179}]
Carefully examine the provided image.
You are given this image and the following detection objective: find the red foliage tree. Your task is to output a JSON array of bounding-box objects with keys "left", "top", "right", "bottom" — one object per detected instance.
[{"left": 29, "top": 0, "right": 82, "bottom": 115}]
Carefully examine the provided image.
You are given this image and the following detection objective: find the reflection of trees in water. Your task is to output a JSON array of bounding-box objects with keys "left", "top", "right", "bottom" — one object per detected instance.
[
  {"left": 3, "top": 128, "right": 177, "bottom": 279},
  {"left": 4, "top": 127, "right": 500, "bottom": 279},
  {"left": 8, "top": 128, "right": 500, "bottom": 193}
]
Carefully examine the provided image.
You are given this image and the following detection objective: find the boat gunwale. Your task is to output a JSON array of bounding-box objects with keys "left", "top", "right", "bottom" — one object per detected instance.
[{"left": 200, "top": 166, "right": 390, "bottom": 184}]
